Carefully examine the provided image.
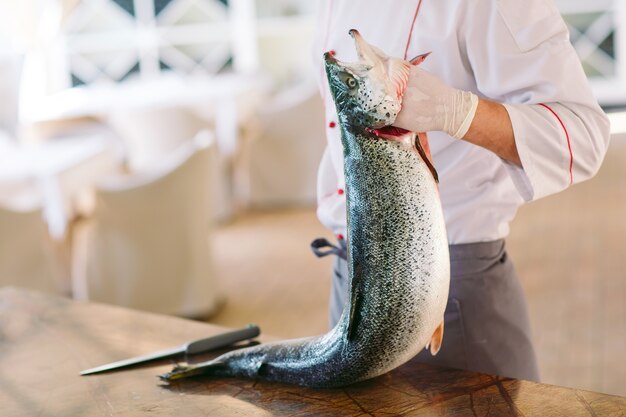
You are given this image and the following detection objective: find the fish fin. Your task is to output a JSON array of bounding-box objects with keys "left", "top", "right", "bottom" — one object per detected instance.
[
  {"left": 409, "top": 51, "right": 431, "bottom": 66},
  {"left": 414, "top": 132, "right": 439, "bottom": 183},
  {"left": 429, "top": 320, "right": 445, "bottom": 356},
  {"left": 346, "top": 287, "right": 363, "bottom": 341},
  {"left": 159, "top": 360, "right": 226, "bottom": 382},
  {"left": 346, "top": 263, "right": 364, "bottom": 341}
]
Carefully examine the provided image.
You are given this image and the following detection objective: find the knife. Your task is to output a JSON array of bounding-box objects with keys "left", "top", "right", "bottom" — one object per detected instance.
[{"left": 80, "top": 324, "right": 260, "bottom": 375}]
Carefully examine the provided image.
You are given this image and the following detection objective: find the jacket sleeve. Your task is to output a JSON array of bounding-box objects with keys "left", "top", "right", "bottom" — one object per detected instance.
[{"left": 464, "top": 0, "right": 611, "bottom": 201}]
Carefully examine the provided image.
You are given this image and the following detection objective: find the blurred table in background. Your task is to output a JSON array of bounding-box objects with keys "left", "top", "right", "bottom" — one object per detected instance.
[
  {"left": 22, "top": 74, "right": 271, "bottom": 155},
  {"left": 21, "top": 73, "right": 273, "bottom": 220},
  {"left": 0, "top": 134, "right": 123, "bottom": 239},
  {"left": 2, "top": 287, "right": 624, "bottom": 416}
]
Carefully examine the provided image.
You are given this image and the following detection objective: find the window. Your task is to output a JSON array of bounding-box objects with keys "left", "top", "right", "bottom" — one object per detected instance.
[{"left": 556, "top": 0, "right": 626, "bottom": 106}]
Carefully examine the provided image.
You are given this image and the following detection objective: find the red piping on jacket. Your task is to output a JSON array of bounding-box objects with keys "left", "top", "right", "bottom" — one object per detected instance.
[
  {"left": 404, "top": 0, "right": 424, "bottom": 60},
  {"left": 538, "top": 103, "right": 574, "bottom": 185}
]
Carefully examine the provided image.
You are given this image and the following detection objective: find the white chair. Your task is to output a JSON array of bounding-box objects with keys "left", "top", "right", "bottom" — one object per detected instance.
[
  {"left": 106, "top": 106, "right": 236, "bottom": 221},
  {"left": 72, "top": 131, "right": 222, "bottom": 317},
  {"left": 241, "top": 82, "right": 326, "bottom": 208},
  {"left": 106, "top": 106, "right": 209, "bottom": 172},
  {"left": 0, "top": 205, "right": 66, "bottom": 294}
]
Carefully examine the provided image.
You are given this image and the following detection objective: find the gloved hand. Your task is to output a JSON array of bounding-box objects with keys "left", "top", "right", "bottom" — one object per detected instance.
[{"left": 392, "top": 65, "right": 479, "bottom": 139}]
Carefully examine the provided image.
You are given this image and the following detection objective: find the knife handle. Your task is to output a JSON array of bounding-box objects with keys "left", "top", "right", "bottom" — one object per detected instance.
[{"left": 185, "top": 324, "right": 261, "bottom": 355}]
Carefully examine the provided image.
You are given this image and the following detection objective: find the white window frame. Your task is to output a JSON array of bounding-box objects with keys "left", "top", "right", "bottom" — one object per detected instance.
[{"left": 555, "top": 0, "right": 626, "bottom": 106}]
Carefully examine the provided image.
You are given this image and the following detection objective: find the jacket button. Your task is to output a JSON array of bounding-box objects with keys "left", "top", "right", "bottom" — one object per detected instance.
[{"left": 329, "top": 121, "right": 336, "bottom": 128}]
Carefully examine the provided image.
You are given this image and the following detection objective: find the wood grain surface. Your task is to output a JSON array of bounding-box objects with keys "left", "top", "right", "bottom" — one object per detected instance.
[{"left": 1, "top": 288, "right": 624, "bottom": 416}]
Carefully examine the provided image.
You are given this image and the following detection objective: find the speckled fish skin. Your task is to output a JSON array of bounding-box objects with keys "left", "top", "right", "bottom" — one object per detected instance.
[{"left": 160, "top": 30, "right": 450, "bottom": 388}]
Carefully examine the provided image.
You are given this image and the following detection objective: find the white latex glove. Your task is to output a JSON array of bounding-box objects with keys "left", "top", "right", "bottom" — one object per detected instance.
[{"left": 393, "top": 65, "right": 479, "bottom": 139}]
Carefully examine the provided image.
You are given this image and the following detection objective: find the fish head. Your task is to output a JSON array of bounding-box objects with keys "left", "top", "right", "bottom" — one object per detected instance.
[{"left": 324, "top": 29, "right": 411, "bottom": 130}]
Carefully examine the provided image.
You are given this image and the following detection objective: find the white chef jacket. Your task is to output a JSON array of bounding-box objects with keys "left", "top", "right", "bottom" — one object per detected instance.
[{"left": 312, "top": 0, "right": 610, "bottom": 244}]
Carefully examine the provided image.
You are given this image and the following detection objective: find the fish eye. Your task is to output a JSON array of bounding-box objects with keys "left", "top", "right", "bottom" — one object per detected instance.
[{"left": 338, "top": 72, "right": 358, "bottom": 91}]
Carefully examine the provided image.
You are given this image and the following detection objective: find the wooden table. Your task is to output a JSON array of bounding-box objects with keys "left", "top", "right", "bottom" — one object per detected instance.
[{"left": 1, "top": 288, "right": 624, "bottom": 416}]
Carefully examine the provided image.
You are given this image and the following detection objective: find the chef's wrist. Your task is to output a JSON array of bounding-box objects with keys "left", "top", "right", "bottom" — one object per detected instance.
[{"left": 446, "top": 89, "right": 479, "bottom": 139}]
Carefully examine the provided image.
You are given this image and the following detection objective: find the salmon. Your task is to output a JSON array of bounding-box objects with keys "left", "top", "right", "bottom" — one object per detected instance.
[{"left": 160, "top": 29, "right": 450, "bottom": 388}]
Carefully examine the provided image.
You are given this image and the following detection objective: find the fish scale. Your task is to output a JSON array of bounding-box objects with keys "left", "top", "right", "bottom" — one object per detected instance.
[{"left": 160, "top": 30, "right": 450, "bottom": 388}]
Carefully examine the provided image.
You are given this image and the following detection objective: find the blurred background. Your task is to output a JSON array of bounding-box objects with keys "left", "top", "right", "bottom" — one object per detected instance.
[{"left": 0, "top": 0, "right": 624, "bottom": 397}]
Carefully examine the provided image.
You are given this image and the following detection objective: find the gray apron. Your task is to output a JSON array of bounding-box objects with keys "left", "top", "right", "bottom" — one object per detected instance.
[{"left": 328, "top": 239, "right": 540, "bottom": 382}]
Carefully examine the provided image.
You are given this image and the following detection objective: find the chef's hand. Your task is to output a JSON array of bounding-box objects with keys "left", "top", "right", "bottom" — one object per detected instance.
[{"left": 393, "top": 65, "right": 479, "bottom": 139}]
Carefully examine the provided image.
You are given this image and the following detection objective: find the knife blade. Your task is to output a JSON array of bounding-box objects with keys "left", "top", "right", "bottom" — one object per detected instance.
[{"left": 80, "top": 324, "right": 260, "bottom": 375}]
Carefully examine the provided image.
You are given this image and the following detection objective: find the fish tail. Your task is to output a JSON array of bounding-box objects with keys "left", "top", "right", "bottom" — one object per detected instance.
[{"left": 159, "top": 360, "right": 226, "bottom": 382}]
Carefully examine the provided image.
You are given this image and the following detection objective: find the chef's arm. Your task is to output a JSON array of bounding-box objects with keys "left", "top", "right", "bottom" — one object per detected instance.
[
  {"left": 392, "top": 66, "right": 521, "bottom": 166},
  {"left": 462, "top": 98, "right": 521, "bottom": 166},
  {"left": 463, "top": 0, "right": 610, "bottom": 201},
  {"left": 393, "top": 0, "right": 611, "bottom": 202},
  {"left": 392, "top": 63, "right": 610, "bottom": 202}
]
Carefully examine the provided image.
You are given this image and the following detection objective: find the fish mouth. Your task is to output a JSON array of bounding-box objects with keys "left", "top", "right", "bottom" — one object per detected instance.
[
  {"left": 324, "top": 51, "right": 337, "bottom": 65},
  {"left": 349, "top": 29, "right": 376, "bottom": 66},
  {"left": 324, "top": 29, "right": 366, "bottom": 64},
  {"left": 324, "top": 30, "right": 375, "bottom": 71}
]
